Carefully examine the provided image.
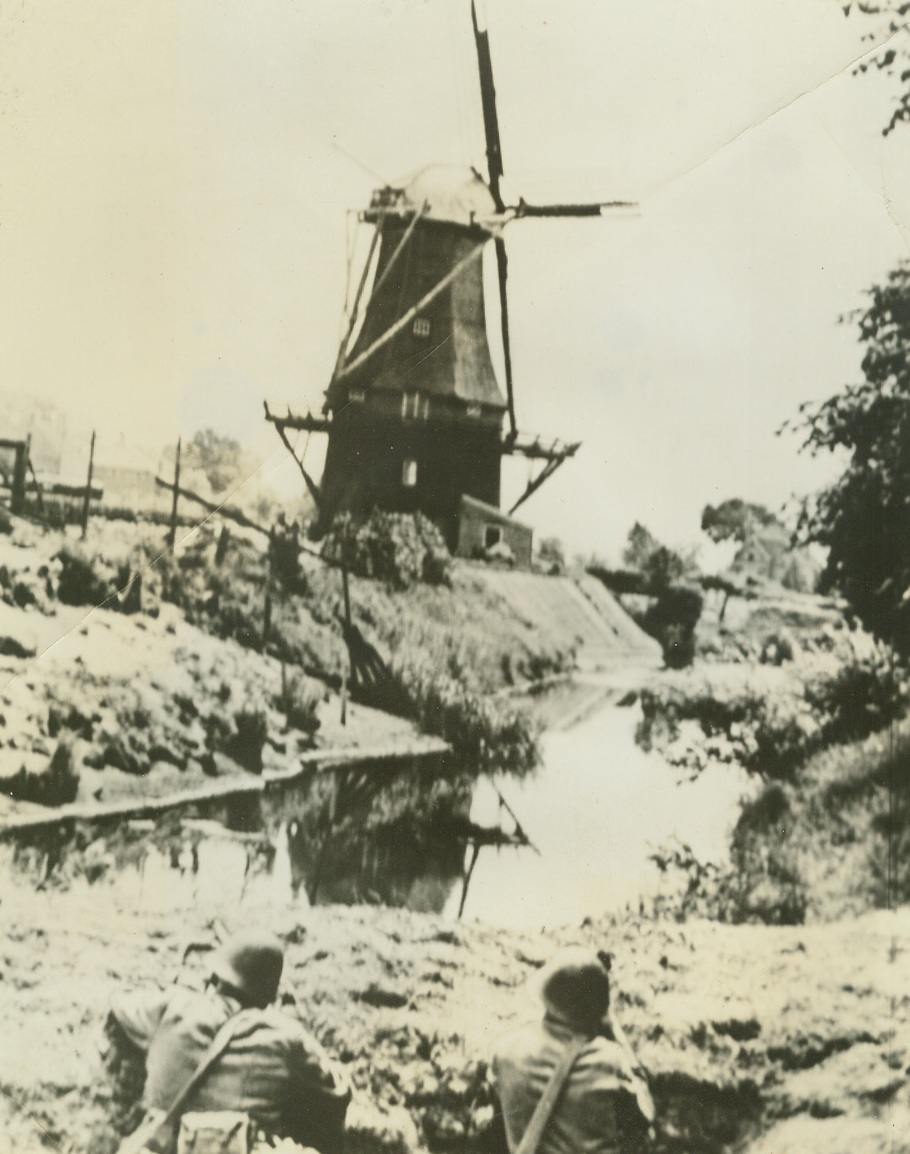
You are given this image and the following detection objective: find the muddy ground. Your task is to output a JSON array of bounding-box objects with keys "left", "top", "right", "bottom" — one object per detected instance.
[{"left": 0, "top": 890, "right": 906, "bottom": 1154}]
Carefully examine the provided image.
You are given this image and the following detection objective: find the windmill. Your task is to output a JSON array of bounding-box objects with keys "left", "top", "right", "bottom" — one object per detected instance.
[{"left": 266, "top": 1, "right": 635, "bottom": 556}]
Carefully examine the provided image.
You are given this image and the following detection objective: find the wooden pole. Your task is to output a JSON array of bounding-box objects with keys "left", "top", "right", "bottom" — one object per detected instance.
[
  {"left": 155, "top": 475, "right": 268, "bottom": 537},
  {"left": 168, "top": 437, "right": 181, "bottom": 546},
  {"left": 493, "top": 783, "right": 540, "bottom": 855},
  {"left": 458, "top": 842, "right": 482, "bottom": 919},
  {"left": 80, "top": 430, "right": 96, "bottom": 539},
  {"left": 271, "top": 418, "right": 322, "bottom": 507},
  {"left": 263, "top": 528, "right": 274, "bottom": 652},
  {"left": 341, "top": 563, "right": 352, "bottom": 627},
  {"left": 23, "top": 440, "right": 45, "bottom": 516},
  {"left": 340, "top": 564, "right": 352, "bottom": 727}
]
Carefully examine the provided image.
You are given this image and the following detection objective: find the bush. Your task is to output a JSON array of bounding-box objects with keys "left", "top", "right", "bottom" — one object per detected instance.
[
  {"left": 637, "top": 649, "right": 908, "bottom": 781},
  {"left": 4, "top": 742, "right": 80, "bottom": 807},
  {"left": 536, "top": 537, "right": 566, "bottom": 575},
  {"left": 276, "top": 669, "right": 322, "bottom": 741},
  {"left": 56, "top": 546, "right": 116, "bottom": 607},
  {"left": 642, "top": 584, "right": 704, "bottom": 669},
  {"left": 322, "top": 511, "right": 452, "bottom": 590},
  {"left": 647, "top": 834, "right": 807, "bottom": 925},
  {"left": 389, "top": 653, "right": 539, "bottom": 778},
  {"left": 226, "top": 709, "right": 269, "bottom": 774},
  {"left": 759, "top": 631, "right": 795, "bottom": 665},
  {"left": 637, "top": 682, "right": 815, "bottom": 781},
  {"left": 803, "top": 648, "right": 905, "bottom": 744}
]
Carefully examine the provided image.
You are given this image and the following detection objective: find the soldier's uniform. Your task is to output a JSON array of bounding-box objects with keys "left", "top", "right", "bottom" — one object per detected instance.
[
  {"left": 490, "top": 949, "right": 652, "bottom": 1154},
  {"left": 110, "top": 931, "right": 350, "bottom": 1154}
]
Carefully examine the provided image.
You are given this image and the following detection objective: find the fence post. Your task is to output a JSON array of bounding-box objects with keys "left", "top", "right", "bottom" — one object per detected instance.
[
  {"left": 167, "top": 437, "right": 181, "bottom": 546},
  {"left": 263, "top": 527, "right": 274, "bottom": 652},
  {"left": 23, "top": 437, "right": 45, "bottom": 516},
  {"left": 340, "top": 564, "right": 352, "bottom": 726},
  {"left": 11, "top": 439, "right": 27, "bottom": 516},
  {"left": 80, "top": 430, "right": 96, "bottom": 539}
]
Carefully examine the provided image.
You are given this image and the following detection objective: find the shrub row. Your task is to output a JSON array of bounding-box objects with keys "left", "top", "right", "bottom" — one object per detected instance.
[
  {"left": 322, "top": 511, "right": 452, "bottom": 590},
  {"left": 389, "top": 653, "right": 540, "bottom": 778},
  {"left": 637, "top": 649, "right": 906, "bottom": 781}
]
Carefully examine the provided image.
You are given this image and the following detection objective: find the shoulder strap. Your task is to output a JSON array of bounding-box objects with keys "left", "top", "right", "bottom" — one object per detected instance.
[
  {"left": 514, "top": 1034, "right": 587, "bottom": 1154},
  {"left": 119, "top": 1010, "right": 245, "bottom": 1154}
]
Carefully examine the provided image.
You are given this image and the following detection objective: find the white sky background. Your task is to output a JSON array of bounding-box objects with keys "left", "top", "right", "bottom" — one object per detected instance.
[{"left": 1, "top": 0, "right": 908, "bottom": 561}]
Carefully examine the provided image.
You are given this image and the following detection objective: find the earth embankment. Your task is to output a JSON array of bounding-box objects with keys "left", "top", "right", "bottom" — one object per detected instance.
[
  {"left": 0, "top": 894, "right": 904, "bottom": 1154},
  {"left": 0, "top": 517, "right": 656, "bottom": 825}
]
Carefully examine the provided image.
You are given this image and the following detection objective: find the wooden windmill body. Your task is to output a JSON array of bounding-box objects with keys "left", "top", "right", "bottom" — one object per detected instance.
[{"left": 268, "top": 3, "right": 633, "bottom": 555}]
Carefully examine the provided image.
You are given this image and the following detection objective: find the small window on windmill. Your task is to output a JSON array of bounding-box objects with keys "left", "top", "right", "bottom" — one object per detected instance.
[
  {"left": 467, "top": 403, "right": 481, "bottom": 418},
  {"left": 349, "top": 388, "right": 366, "bottom": 404},
  {"left": 412, "top": 316, "right": 431, "bottom": 340},
  {"left": 484, "top": 525, "right": 502, "bottom": 549},
  {"left": 402, "top": 459, "right": 418, "bottom": 487},
  {"left": 402, "top": 391, "right": 420, "bottom": 420}
]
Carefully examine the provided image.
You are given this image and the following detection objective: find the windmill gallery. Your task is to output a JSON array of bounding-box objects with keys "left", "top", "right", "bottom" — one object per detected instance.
[{"left": 265, "top": 3, "right": 635, "bottom": 565}]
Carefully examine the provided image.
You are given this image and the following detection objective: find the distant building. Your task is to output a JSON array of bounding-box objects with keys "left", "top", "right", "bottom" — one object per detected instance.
[
  {"left": 456, "top": 494, "right": 532, "bottom": 569},
  {"left": 92, "top": 464, "right": 161, "bottom": 512}
]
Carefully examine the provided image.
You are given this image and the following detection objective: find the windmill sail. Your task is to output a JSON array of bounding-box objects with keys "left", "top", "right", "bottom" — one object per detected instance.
[
  {"left": 471, "top": 1, "right": 504, "bottom": 212},
  {"left": 494, "top": 236, "right": 517, "bottom": 440}
]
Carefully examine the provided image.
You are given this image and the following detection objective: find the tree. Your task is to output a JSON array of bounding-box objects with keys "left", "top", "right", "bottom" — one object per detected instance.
[
  {"left": 701, "top": 499, "right": 817, "bottom": 591},
  {"left": 841, "top": 3, "right": 910, "bottom": 135},
  {"left": 622, "top": 521, "right": 694, "bottom": 590},
  {"left": 793, "top": 260, "right": 910, "bottom": 650},
  {"left": 701, "top": 499, "right": 780, "bottom": 544},
  {"left": 623, "top": 522, "right": 661, "bottom": 571},
  {"left": 184, "top": 428, "right": 243, "bottom": 495}
]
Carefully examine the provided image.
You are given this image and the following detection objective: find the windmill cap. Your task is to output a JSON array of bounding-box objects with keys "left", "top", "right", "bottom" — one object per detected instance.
[
  {"left": 537, "top": 948, "right": 610, "bottom": 1031},
  {"left": 400, "top": 164, "right": 497, "bottom": 226},
  {"left": 211, "top": 930, "right": 285, "bottom": 1008}
]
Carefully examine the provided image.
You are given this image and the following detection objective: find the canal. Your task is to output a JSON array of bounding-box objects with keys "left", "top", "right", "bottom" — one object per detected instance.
[
  {"left": 447, "top": 677, "right": 752, "bottom": 928},
  {"left": 1, "top": 675, "right": 752, "bottom": 932}
]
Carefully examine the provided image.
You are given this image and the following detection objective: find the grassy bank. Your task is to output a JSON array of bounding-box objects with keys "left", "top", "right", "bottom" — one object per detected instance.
[
  {"left": 0, "top": 516, "right": 604, "bottom": 881},
  {"left": 636, "top": 590, "right": 910, "bottom": 923}
]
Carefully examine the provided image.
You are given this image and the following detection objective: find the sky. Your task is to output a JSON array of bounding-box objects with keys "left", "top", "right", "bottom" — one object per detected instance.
[{"left": 1, "top": 0, "right": 909, "bottom": 561}]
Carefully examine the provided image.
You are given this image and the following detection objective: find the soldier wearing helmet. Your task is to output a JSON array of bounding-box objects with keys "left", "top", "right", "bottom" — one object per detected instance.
[
  {"left": 109, "top": 929, "right": 350, "bottom": 1154},
  {"left": 490, "top": 948, "right": 654, "bottom": 1154}
]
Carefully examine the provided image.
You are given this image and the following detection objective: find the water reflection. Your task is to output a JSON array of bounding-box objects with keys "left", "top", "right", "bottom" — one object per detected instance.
[
  {"left": 1, "top": 681, "right": 752, "bottom": 930},
  {"left": 449, "top": 692, "right": 753, "bottom": 928}
]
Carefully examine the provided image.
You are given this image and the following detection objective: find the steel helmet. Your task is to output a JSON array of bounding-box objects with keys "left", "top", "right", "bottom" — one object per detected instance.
[
  {"left": 538, "top": 948, "right": 610, "bottom": 1032},
  {"left": 211, "top": 930, "right": 285, "bottom": 1008}
]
